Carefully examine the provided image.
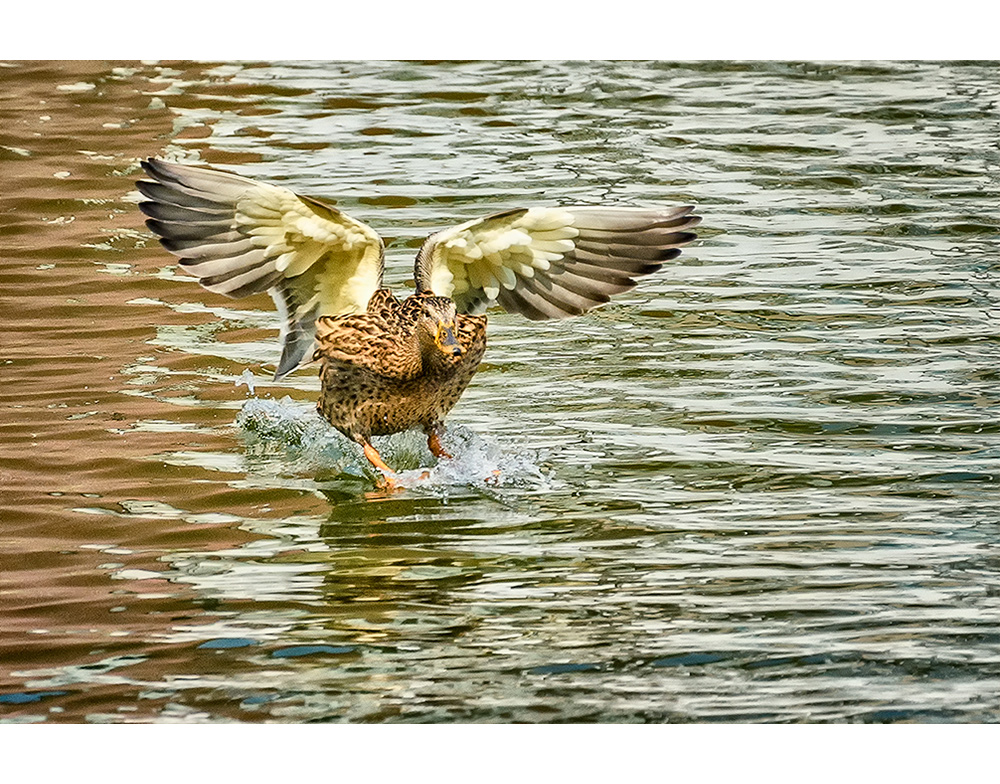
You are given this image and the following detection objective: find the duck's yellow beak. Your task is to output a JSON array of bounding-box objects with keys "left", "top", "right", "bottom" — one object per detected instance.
[{"left": 436, "top": 322, "right": 463, "bottom": 357}]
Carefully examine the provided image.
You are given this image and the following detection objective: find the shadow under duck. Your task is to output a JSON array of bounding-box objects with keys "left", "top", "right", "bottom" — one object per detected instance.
[{"left": 137, "top": 158, "right": 699, "bottom": 489}]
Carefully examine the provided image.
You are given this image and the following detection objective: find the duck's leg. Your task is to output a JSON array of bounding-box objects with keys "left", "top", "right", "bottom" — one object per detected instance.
[
  {"left": 425, "top": 424, "right": 453, "bottom": 460},
  {"left": 358, "top": 438, "right": 399, "bottom": 491}
]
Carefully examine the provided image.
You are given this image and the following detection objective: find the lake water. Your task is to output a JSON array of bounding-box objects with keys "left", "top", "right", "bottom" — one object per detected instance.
[{"left": 2, "top": 60, "right": 999, "bottom": 723}]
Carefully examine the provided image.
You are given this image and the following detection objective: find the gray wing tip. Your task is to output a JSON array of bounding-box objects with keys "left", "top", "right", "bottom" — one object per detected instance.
[
  {"left": 139, "top": 157, "right": 183, "bottom": 187},
  {"left": 141, "top": 157, "right": 197, "bottom": 180},
  {"left": 139, "top": 157, "right": 160, "bottom": 177},
  {"left": 135, "top": 179, "right": 161, "bottom": 201},
  {"left": 273, "top": 330, "right": 315, "bottom": 380}
]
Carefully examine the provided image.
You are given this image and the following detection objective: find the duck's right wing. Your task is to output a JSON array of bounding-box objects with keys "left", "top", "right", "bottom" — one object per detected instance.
[
  {"left": 137, "top": 158, "right": 385, "bottom": 379},
  {"left": 414, "top": 205, "right": 700, "bottom": 319}
]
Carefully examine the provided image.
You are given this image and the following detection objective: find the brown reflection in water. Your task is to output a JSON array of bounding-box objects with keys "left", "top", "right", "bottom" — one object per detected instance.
[{"left": 0, "top": 62, "right": 330, "bottom": 720}]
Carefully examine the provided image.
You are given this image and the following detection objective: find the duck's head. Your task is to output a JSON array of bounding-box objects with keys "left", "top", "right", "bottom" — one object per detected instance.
[{"left": 417, "top": 296, "right": 464, "bottom": 364}]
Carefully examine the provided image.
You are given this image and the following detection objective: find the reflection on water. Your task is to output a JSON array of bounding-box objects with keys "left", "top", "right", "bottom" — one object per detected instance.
[{"left": 2, "top": 60, "right": 999, "bottom": 723}]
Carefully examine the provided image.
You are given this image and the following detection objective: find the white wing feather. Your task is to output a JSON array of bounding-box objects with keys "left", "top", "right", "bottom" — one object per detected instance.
[{"left": 416, "top": 205, "right": 699, "bottom": 319}]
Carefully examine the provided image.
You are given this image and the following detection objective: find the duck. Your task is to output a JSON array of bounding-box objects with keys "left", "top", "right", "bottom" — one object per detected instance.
[{"left": 136, "top": 158, "right": 700, "bottom": 488}]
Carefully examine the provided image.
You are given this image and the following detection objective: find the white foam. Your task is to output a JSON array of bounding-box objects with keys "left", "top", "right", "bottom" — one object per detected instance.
[{"left": 235, "top": 368, "right": 257, "bottom": 395}]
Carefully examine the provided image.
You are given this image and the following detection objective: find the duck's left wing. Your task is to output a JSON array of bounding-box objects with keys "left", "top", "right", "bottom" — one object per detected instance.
[
  {"left": 414, "top": 205, "right": 700, "bottom": 319},
  {"left": 136, "top": 158, "right": 385, "bottom": 378}
]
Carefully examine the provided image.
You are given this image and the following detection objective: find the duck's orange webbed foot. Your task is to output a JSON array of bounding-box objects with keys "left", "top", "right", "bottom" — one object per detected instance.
[
  {"left": 373, "top": 474, "right": 402, "bottom": 493},
  {"left": 361, "top": 440, "right": 403, "bottom": 493}
]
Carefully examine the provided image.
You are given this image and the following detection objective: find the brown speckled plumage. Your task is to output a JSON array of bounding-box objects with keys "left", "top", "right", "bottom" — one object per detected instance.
[{"left": 315, "top": 290, "right": 486, "bottom": 444}]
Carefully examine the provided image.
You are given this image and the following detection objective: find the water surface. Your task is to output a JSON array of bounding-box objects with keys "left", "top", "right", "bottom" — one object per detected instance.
[{"left": 2, "top": 60, "right": 999, "bottom": 723}]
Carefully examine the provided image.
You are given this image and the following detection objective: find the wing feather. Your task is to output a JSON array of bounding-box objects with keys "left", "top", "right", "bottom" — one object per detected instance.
[
  {"left": 144, "top": 219, "right": 242, "bottom": 244},
  {"left": 496, "top": 281, "right": 568, "bottom": 321},
  {"left": 138, "top": 200, "right": 230, "bottom": 224},
  {"left": 137, "top": 158, "right": 385, "bottom": 378},
  {"left": 179, "top": 249, "right": 272, "bottom": 282},
  {"left": 415, "top": 205, "right": 699, "bottom": 319},
  {"left": 160, "top": 235, "right": 260, "bottom": 259}
]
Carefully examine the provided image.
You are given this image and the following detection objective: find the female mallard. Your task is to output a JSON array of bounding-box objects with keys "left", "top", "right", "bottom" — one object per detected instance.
[{"left": 137, "top": 158, "right": 699, "bottom": 488}]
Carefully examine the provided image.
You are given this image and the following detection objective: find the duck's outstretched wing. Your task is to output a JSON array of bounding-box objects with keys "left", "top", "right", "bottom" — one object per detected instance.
[
  {"left": 414, "top": 205, "right": 700, "bottom": 319},
  {"left": 136, "top": 158, "right": 385, "bottom": 379}
]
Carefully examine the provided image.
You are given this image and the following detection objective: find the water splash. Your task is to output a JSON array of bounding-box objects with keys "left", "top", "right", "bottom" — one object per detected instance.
[
  {"left": 235, "top": 369, "right": 257, "bottom": 395},
  {"left": 235, "top": 396, "right": 546, "bottom": 494},
  {"left": 387, "top": 424, "right": 548, "bottom": 494},
  {"left": 235, "top": 396, "right": 351, "bottom": 474}
]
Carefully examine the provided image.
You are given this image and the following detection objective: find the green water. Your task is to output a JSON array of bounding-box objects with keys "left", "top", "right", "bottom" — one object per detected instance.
[{"left": 2, "top": 60, "right": 999, "bottom": 722}]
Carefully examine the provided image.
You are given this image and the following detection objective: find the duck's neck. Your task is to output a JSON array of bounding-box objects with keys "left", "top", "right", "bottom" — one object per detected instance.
[{"left": 393, "top": 329, "right": 425, "bottom": 378}]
